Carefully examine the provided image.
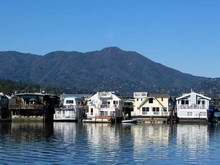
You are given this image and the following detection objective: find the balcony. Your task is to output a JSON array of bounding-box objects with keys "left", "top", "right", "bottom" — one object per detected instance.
[
  {"left": 178, "top": 104, "right": 208, "bottom": 109},
  {"left": 100, "top": 104, "right": 110, "bottom": 108}
]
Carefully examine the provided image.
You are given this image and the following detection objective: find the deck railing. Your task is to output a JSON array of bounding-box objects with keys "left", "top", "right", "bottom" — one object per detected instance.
[
  {"left": 9, "top": 104, "right": 45, "bottom": 110},
  {"left": 177, "top": 105, "right": 208, "bottom": 109}
]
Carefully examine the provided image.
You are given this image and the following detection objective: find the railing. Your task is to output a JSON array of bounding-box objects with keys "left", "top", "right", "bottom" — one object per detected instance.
[
  {"left": 178, "top": 105, "right": 208, "bottom": 109},
  {"left": 100, "top": 104, "right": 119, "bottom": 109},
  {"left": 95, "top": 116, "right": 112, "bottom": 120},
  {"left": 142, "top": 111, "right": 169, "bottom": 116},
  {"left": 153, "top": 112, "right": 160, "bottom": 115},
  {"left": 100, "top": 104, "right": 110, "bottom": 108},
  {"left": 9, "top": 104, "right": 44, "bottom": 110}
]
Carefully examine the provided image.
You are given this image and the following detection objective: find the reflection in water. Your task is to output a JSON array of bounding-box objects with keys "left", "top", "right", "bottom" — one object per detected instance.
[
  {"left": 130, "top": 124, "right": 171, "bottom": 162},
  {"left": 53, "top": 122, "right": 76, "bottom": 143},
  {"left": 177, "top": 124, "right": 208, "bottom": 149},
  {"left": 176, "top": 124, "right": 209, "bottom": 164},
  {"left": 0, "top": 123, "right": 220, "bottom": 164}
]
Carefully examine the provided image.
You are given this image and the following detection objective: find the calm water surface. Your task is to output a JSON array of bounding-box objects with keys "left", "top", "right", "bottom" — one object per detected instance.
[{"left": 0, "top": 122, "right": 220, "bottom": 165}]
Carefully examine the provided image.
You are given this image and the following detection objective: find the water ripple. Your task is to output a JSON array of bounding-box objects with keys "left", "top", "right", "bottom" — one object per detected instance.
[{"left": 1, "top": 123, "right": 220, "bottom": 164}]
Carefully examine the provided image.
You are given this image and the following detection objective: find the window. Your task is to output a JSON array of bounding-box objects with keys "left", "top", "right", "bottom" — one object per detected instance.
[
  {"left": 161, "top": 98, "right": 163, "bottom": 101},
  {"left": 152, "top": 107, "right": 160, "bottom": 115},
  {"left": 181, "top": 100, "right": 189, "bottom": 105},
  {"left": 113, "top": 101, "right": 118, "bottom": 105},
  {"left": 149, "top": 98, "right": 153, "bottom": 103},
  {"left": 91, "top": 108, "right": 93, "bottom": 115},
  {"left": 197, "top": 100, "right": 201, "bottom": 104},
  {"left": 200, "top": 112, "right": 206, "bottom": 116},
  {"left": 108, "top": 101, "right": 110, "bottom": 104},
  {"left": 110, "top": 111, "right": 115, "bottom": 116},
  {"left": 142, "top": 107, "right": 149, "bottom": 114},
  {"left": 137, "top": 98, "right": 139, "bottom": 101},
  {"left": 187, "top": 112, "right": 192, "bottom": 116},
  {"left": 66, "top": 100, "right": 74, "bottom": 104},
  {"left": 104, "top": 111, "right": 108, "bottom": 116},
  {"left": 153, "top": 107, "right": 160, "bottom": 112},
  {"left": 181, "top": 100, "right": 185, "bottom": 105},
  {"left": 202, "top": 101, "right": 205, "bottom": 105}
]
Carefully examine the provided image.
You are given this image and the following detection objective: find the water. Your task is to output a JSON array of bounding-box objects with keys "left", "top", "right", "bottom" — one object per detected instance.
[{"left": 0, "top": 123, "right": 220, "bottom": 165}]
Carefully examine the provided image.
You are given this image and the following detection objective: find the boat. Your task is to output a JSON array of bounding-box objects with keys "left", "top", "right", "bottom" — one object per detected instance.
[
  {"left": 54, "top": 95, "right": 85, "bottom": 122},
  {"left": 122, "top": 119, "right": 138, "bottom": 124}
]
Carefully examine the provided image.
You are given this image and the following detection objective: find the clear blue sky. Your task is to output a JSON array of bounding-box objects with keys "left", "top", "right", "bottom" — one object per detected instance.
[{"left": 0, "top": 0, "right": 220, "bottom": 77}]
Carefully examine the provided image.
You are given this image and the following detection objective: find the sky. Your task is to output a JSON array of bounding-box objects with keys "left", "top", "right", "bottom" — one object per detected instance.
[{"left": 0, "top": 0, "right": 220, "bottom": 77}]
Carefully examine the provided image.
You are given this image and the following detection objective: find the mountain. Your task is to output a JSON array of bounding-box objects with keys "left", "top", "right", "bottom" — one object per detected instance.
[{"left": 0, "top": 47, "right": 219, "bottom": 96}]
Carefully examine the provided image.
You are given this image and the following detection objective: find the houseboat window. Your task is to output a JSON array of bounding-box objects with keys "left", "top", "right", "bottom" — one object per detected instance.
[
  {"left": 101, "top": 111, "right": 108, "bottom": 116},
  {"left": 202, "top": 101, "right": 205, "bottom": 105},
  {"left": 186, "top": 100, "right": 189, "bottom": 104},
  {"left": 149, "top": 98, "right": 153, "bottom": 103},
  {"left": 113, "top": 101, "right": 118, "bottom": 105},
  {"left": 142, "top": 107, "right": 149, "bottom": 112},
  {"left": 108, "top": 101, "right": 110, "bottom": 104},
  {"left": 110, "top": 111, "right": 115, "bottom": 116},
  {"left": 200, "top": 112, "right": 206, "bottom": 116},
  {"left": 137, "top": 99, "right": 139, "bottom": 101},
  {"left": 187, "top": 112, "right": 192, "bottom": 116},
  {"left": 91, "top": 108, "right": 93, "bottom": 115},
  {"left": 161, "top": 98, "right": 163, "bottom": 101},
  {"left": 153, "top": 107, "right": 160, "bottom": 112},
  {"left": 142, "top": 107, "right": 149, "bottom": 114},
  {"left": 66, "top": 100, "right": 74, "bottom": 104},
  {"left": 197, "top": 100, "right": 201, "bottom": 104},
  {"left": 181, "top": 100, "right": 184, "bottom": 105}
]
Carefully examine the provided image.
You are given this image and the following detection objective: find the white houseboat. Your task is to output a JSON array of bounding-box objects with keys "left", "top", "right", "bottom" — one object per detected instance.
[
  {"left": 54, "top": 94, "right": 85, "bottom": 122},
  {"left": 132, "top": 92, "right": 170, "bottom": 120},
  {"left": 85, "top": 92, "right": 123, "bottom": 123},
  {"left": 176, "top": 91, "right": 211, "bottom": 122}
]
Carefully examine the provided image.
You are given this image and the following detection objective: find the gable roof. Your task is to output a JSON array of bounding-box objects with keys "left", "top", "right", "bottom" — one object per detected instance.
[{"left": 176, "top": 92, "right": 211, "bottom": 101}]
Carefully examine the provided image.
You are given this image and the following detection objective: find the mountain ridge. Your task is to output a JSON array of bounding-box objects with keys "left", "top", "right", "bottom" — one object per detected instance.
[{"left": 0, "top": 47, "right": 219, "bottom": 95}]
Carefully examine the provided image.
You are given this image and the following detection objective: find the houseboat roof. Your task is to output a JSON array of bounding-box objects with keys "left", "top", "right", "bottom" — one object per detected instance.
[
  {"left": 62, "top": 94, "right": 92, "bottom": 98},
  {"left": 148, "top": 93, "right": 170, "bottom": 98},
  {"left": 176, "top": 91, "right": 211, "bottom": 101},
  {"left": 133, "top": 92, "right": 169, "bottom": 98},
  {"left": 88, "top": 91, "right": 121, "bottom": 100},
  {"left": 15, "top": 93, "right": 46, "bottom": 96}
]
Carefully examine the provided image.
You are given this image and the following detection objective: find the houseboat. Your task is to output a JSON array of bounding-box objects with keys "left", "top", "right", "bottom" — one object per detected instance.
[
  {"left": 132, "top": 92, "right": 170, "bottom": 123},
  {"left": 0, "top": 93, "right": 10, "bottom": 121},
  {"left": 9, "top": 93, "right": 59, "bottom": 122},
  {"left": 176, "top": 91, "right": 211, "bottom": 122},
  {"left": 84, "top": 91, "right": 123, "bottom": 123},
  {"left": 122, "top": 97, "right": 134, "bottom": 120},
  {"left": 54, "top": 94, "right": 86, "bottom": 122}
]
